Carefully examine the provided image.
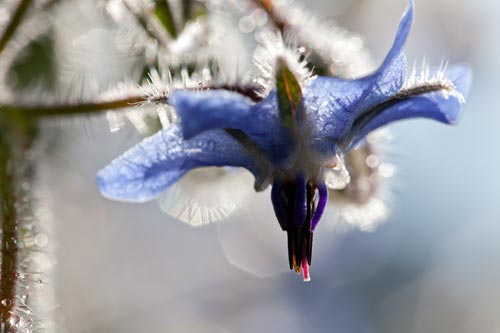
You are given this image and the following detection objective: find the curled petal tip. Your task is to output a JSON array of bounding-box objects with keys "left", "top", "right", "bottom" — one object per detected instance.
[{"left": 380, "top": 0, "right": 414, "bottom": 69}]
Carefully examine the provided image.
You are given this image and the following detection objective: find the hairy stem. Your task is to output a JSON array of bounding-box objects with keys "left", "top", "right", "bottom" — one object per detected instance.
[
  {"left": 0, "top": 111, "right": 35, "bottom": 332},
  {"left": 0, "top": 0, "right": 34, "bottom": 55}
]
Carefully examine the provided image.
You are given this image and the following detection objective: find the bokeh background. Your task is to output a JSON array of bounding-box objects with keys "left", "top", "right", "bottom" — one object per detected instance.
[{"left": 30, "top": 0, "right": 500, "bottom": 332}]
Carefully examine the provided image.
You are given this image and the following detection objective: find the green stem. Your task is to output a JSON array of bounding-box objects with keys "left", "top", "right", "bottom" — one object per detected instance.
[
  {"left": 1, "top": 95, "right": 149, "bottom": 117},
  {"left": 0, "top": 0, "right": 34, "bottom": 55}
]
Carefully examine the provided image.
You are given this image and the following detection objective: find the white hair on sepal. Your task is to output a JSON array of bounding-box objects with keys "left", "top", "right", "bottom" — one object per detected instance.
[
  {"left": 253, "top": 30, "right": 314, "bottom": 95},
  {"left": 101, "top": 68, "right": 178, "bottom": 134},
  {"left": 102, "top": 64, "right": 215, "bottom": 135},
  {"left": 127, "top": 65, "right": 223, "bottom": 135},
  {"left": 324, "top": 129, "right": 396, "bottom": 233},
  {"left": 136, "top": 68, "right": 181, "bottom": 133},
  {"left": 142, "top": 68, "right": 172, "bottom": 103},
  {"left": 401, "top": 58, "right": 465, "bottom": 103}
]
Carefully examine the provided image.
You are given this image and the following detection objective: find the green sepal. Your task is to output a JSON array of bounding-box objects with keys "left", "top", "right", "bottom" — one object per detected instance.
[{"left": 276, "top": 59, "right": 302, "bottom": 128}]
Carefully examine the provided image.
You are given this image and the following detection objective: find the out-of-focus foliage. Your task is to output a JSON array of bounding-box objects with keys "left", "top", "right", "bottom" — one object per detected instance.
[{"left": 7, "top": 30, "right": 56, "bottom": 91}]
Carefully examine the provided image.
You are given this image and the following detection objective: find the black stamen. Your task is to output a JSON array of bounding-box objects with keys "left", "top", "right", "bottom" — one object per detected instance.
[
  {"left": 287, "top": 230, "right": 294, "bottom": 270},
  {"left": 282, "top": 180, "right": 318, "bottom": 272}
]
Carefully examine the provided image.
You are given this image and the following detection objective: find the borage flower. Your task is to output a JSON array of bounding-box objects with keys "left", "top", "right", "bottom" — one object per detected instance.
[{"left": 97, "top": 0, "right": 471, "bottom": 281}]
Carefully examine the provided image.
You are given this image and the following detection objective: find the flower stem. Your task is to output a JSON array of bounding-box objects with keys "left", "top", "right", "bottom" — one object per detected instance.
[
  {"left": 0, "top": 0, "right": 34, "bottom": 56},
  {"left": 1, "top": 95, "right": 148, "bottom": 117}
]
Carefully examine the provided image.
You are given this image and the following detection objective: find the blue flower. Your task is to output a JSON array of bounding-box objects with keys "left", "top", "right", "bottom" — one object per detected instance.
[{"left": 97, "top": 0, "right": 471, "bottom": 281}]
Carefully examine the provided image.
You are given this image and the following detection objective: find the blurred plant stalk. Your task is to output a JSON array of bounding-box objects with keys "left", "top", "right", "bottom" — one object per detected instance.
[
  {"left": 0, "top": 114, "right": 34, "bottom": 333},
  {"left": 0, "top": 128, "right": 20, "bottom": 332}
]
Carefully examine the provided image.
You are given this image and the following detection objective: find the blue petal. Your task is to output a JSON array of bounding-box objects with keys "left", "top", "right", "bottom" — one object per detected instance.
[
  {"left": 170, "top": 90, "right": 253, "bottom": 140},
  {"left": 171, "top": 90, "right": 299, "bottom": 169},
  {"left": 347, "top": 64, "right": 472, "bottom": 149},
  {"left": 97, "top": 125, "right": 261, "bottom": 202},
  {"left": 303, "top": 0, "right": 414, "bottom": 161},
  {"left": 303, "top": 77, "right": 366, "bottom": 160}
]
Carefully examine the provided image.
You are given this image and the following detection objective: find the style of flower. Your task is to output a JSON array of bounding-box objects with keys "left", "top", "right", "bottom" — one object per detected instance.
[{"left": 97, "top": 0, "right": 471, "bottom": 281}]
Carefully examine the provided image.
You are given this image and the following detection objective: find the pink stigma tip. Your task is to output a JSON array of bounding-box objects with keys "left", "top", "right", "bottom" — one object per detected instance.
[{"left": 301, "top": 257, "right": 311, "bottom": 282}]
